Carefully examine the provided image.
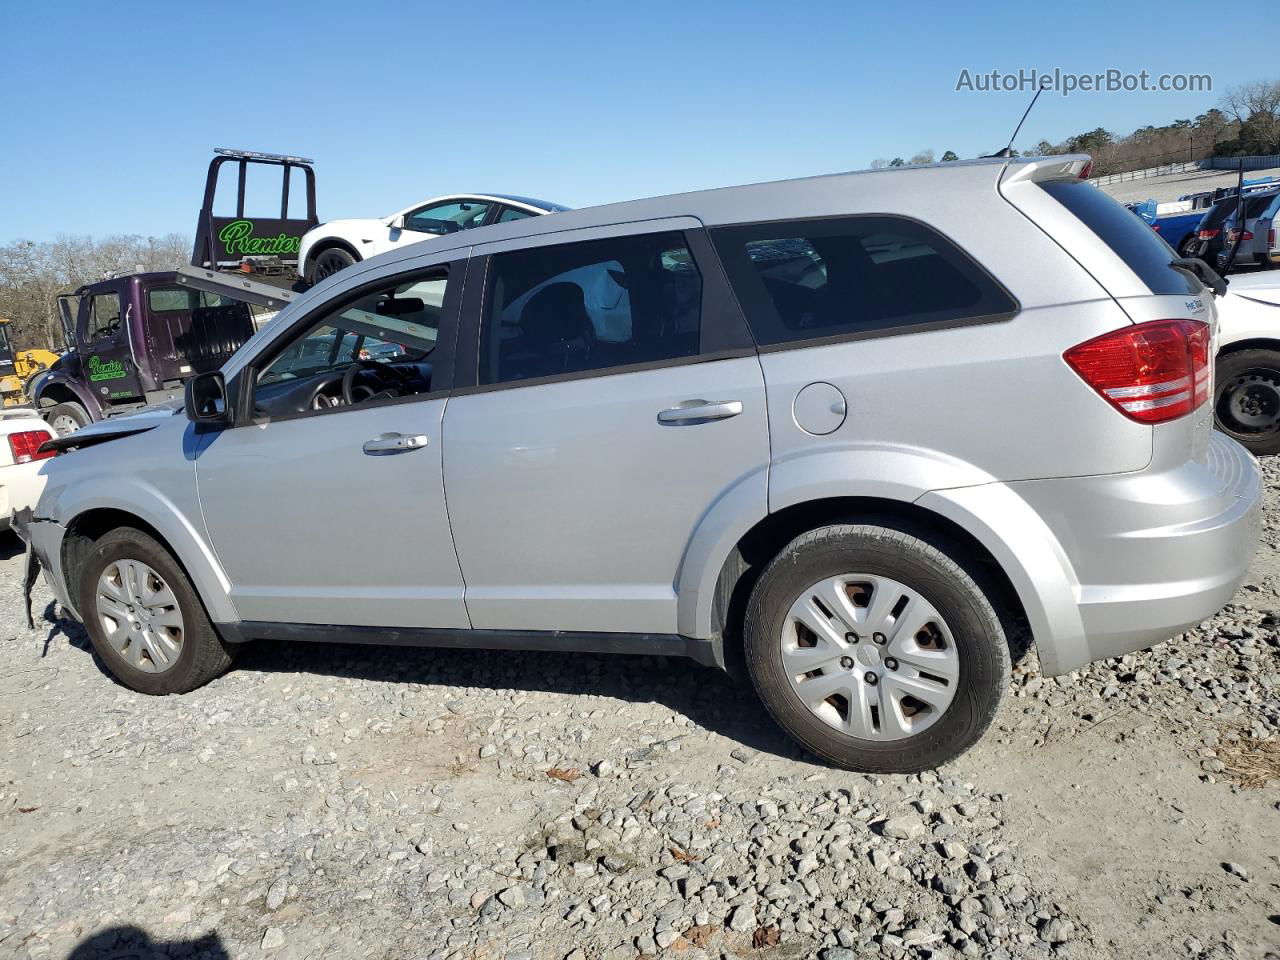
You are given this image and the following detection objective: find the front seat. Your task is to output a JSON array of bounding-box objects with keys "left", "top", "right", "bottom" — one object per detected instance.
[{"left": 502, "top": 282, "right": 592, "bottom": 381}]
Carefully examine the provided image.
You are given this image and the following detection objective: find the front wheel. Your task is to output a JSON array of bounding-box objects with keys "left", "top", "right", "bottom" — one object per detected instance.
[
  {"left": 1215, "top": 349, "right": 1280, "bottom": 456},
  {"left": 743, "top": 524, "right": 1010, "bottom": 773},
  {"left": 305, "top": 246, "right": 358, "bottom": 285},
  {"left": 76, "top": 527, "right": 234, "bottom": 695},
  {"left": 45, "top": 401, "right": 90, "bottom": 437}
]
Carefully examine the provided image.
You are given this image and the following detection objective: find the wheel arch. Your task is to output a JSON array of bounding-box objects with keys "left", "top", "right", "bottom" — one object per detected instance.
[
  {"left": 36, "top": 378, "right": 100, "bottom": 417},
  {"left": 58, "top": 501, "right": 237, "bottom": 625},
  {"left": 1217, "top": 337, "right": 1280, "bottom": 359},
  {"left": 692, "top": 495, "right": 1035, "bottom": 677},
  {"left": 304, "top": 237, "right": 362, "bottom": 276}
]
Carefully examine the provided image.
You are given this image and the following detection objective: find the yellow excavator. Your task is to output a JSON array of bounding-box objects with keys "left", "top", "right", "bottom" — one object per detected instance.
[{"left": 0, "top": 318, "right": 61, "bottom": 408}]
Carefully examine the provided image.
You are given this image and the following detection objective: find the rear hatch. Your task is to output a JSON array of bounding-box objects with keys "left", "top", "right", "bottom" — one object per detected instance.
[{"left": 1000, "top": 157, "right": 1218, "bottom": 470}]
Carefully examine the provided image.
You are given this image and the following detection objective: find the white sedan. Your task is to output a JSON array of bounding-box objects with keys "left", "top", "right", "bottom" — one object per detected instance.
[
  {"left": 0, "top": 409, "right": 53, "bottom": 530},
  {"left": 297, "top": 194, "right": 568, "bottom": 285},
  {"left": 1215, "top": 272, "right": 1280, "bottom": 454}
]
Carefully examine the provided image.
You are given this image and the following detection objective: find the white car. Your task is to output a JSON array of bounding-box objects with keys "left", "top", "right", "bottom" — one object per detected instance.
[
  {"left": 0, "top": 409, "right": 53, "bottom": 530},
  {"left": 1214, "top": 272, "right": 1280, "bottom": 455},
  {"left": 297, "top": 194, "right": 568, "bottom": 285}
]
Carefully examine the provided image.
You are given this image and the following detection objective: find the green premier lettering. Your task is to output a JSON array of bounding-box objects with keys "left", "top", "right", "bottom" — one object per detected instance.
[
  {"left": 88, "top": 356, "right": 127, "bottom": 382},
  {"left": 218, "top": 220, "right": 302, "bottom": 256}
]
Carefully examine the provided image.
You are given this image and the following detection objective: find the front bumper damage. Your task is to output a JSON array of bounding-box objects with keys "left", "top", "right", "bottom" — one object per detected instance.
[{"left": 11, "top": 507, "right": 73, "bottom": 628}]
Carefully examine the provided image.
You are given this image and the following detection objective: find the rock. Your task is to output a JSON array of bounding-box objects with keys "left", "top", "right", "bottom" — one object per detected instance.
[
  {"left": 1222, "top": 862, "right": 1248, "bottom": 881},
  {"left": 727, "top": 904, "right": 756, "bottom": 932},
  {"left": 261, "top": 927, "right": 286, "bottom": 951},
  {"left": 1038, "top": 917, "right": 1074, "bottom": 944},
  {"left": 498, "top": 886, "right": 527, "bottom": 908},
  {"left": 265, "top": 878, "right": 288, "bottom": 911},
  {"left": 881, "top": 817, "right": 926, "bottom": 840}
]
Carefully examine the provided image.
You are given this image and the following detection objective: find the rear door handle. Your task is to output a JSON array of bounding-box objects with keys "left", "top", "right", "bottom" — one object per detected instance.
[
  {"left": 363, "top": 432, "right": 429, "bottom": 454},
  {"left": 657, "top": 399, "right": 743, "bottom": 424}
]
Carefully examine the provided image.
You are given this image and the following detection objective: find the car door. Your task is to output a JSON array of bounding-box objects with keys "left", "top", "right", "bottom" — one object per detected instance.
[
  {"left": 192, "top": 257, "right": 470, "bottom": 629},
  {"left": 80, "top": 284, "right": 145, "bottom": 401},
  {"left": 442, "top": 219, "right": 768, "bottom": 634}
]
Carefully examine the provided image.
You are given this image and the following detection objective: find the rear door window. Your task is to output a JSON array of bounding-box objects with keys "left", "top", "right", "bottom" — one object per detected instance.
[
  {"left": 480, "top": 231, "right": 702, "bottom": 385},
  {"left": 712, "top": 217, "right": 1017, "bottom": 347},
  {"left": 1038, "top": 179, "right": 1199, "bottom": 295}
]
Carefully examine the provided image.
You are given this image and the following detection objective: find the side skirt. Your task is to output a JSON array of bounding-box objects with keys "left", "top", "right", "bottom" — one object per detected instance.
[{"left": 215, "top": 621, "right": 723, "bottom": 670}]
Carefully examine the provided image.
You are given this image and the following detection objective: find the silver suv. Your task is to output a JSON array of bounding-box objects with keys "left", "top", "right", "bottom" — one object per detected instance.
[{"left": 20, "top": 155, "right": 1261, "bottom": 772}]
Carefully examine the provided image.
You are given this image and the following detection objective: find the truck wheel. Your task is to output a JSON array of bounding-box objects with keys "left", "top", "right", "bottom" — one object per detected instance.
[
  {"left": 1215, "top": 349, "right": 1280, "bottom": 456},
  {"left": 76, "top": 527, "right": 234, "bottom": 695},
  {"left": 46, "top": 401, "right": 89, "bottom": 437},
  {"left": 743, "top": 524, "right": 1010, "bottom": 773},
  {"left": 306, "top": 246, "right": 357, "bottom": 284},
  {"left": 1178, "top": 235, "right": 1200, "bottom": 258}
]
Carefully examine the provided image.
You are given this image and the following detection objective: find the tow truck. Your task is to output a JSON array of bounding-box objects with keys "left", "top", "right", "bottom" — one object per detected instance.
[{"left": 31, "top": 149, "right": 318, "bottom": 434}]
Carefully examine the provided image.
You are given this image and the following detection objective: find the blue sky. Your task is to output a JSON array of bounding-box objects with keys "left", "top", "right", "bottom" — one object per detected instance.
[{"left": 0, "top": 0, "right": 1267, "bottom": 242}]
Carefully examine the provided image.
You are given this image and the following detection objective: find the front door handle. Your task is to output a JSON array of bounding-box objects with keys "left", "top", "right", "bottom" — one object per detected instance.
[
  {"left": 657, "top": 399, "right": 743, "bottom": 425},
  {"left": 362, "top": 433, "right": 429, "bottom": 454}
]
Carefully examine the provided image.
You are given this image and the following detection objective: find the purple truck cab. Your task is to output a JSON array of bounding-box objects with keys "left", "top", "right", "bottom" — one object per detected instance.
[{"left": 34, "top": 272, "right": 254, "bottom": 435}]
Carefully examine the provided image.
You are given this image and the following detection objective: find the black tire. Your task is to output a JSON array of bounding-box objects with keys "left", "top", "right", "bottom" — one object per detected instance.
[
  {"left": 305, "top": 245, "right": 358, "bottom": 285},
  {"left": 45, "top": 401, "right": 89, "bottom": 437},
  {"left": 743, "top": 524, "right": 1010, "bottom": 773},
  {"left": 1215, "top": 349, "right": 1280, "bottom": 456},
  {"left": 1177, "top": 235, "right": 1201, "bottom": 258},
  {"left": 76, "top": 527, "right": 234, "bottom": 695}
]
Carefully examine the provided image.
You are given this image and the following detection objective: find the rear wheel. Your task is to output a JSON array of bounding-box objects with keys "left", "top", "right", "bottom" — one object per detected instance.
[
  {"left": 77, "top": 527, "right": 234, "bottom": 695},
  {"left": 45, "top": 401, "right": 89, "bottom": 437},
  {"left": 306, "top": 246, "right": 358, "bottom": 284},
  {"left": 1215, "top": 349, "right": 1280, "bottom": 456},
  {"left": 1177, "top": 235, "right": 1201, "bottom": 258},
  {"left": 743, "top": 524, "right": 1010, "bottom": 773}
]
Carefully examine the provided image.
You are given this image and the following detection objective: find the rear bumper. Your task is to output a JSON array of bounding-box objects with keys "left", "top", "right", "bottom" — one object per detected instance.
[
  {"left": 1011, "top": 431, "right": 1261, "bottom": 671},
  {"left": 0, "top": 460, "right": 50, "bottom": 530}
]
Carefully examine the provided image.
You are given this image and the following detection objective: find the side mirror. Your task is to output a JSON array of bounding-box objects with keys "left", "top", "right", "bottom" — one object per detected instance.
[
  {"left": 388, "top": 215, "right": 405, "bottom": 230},
  {"left": 185, "top": 371, "right": 231, "bottom": 424}
]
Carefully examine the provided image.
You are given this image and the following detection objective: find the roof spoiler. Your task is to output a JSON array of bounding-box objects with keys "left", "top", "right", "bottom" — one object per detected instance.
[{"left": 998, "top": 154, "right": 1094, "bottom": 187}]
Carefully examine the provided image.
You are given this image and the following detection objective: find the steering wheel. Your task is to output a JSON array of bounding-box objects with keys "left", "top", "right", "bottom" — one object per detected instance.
[{"left": 341, "top": 359, "right": 403, "bottom": 405}]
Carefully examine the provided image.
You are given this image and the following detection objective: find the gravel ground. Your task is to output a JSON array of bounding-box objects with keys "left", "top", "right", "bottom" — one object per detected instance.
[{"left": 2, "top": 463, "right": 1278, "bottom": 960}]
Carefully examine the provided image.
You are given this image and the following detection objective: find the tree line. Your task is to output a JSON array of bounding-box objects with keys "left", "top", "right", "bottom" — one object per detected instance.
[
  {"left": 872, "top": 77, "right": 1280, "bottom": 176},
  {"left": 0, "top": 234, "right": 189, "bottom": 351}
]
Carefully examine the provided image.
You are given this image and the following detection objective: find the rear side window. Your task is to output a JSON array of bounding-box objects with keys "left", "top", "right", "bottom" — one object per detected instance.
[
  {"left": 148, "top": 285, "right": 238, "bottom": 312},
  {"left": 1039, "top": 179, "right": 1199, "bottom": 295},
  {"left": 712, "top": 217, "right": 1016, "bottom": 347},
  {"left": 481, "top": 231, "right": 702, "bottom": 385}
]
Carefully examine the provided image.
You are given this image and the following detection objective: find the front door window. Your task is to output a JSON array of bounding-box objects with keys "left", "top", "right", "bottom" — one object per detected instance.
[{"left": 254, "top": 275, "right": 447, "bottom": 417}]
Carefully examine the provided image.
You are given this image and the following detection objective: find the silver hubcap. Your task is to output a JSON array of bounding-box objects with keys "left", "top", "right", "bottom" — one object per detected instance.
[
  {"left": 95, "top": 560, "right": 185, "bottom": 673},
  {"left": 780, "top": 574, "right": 960, "bottom": 741},
  {"left": 51, "top": 415, "right": 79, "bottom": 437}
]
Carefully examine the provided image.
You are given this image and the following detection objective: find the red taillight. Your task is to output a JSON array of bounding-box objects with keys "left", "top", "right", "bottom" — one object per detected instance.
[
  {"left": 7, "top": 430, "right": 55, "bottom": 464},
  {"left": 1078, "top": 160, "right": 1094, "bottom": 179},
  {"left": 1269, "top": 228, "right": 1276, "bottom": 247},
  {"left": 1063, "top": 319, "right": 1210, "bottom": 424},
  {"left": 1199, "top": 228, "right": 1220, "bottom": 240}
]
